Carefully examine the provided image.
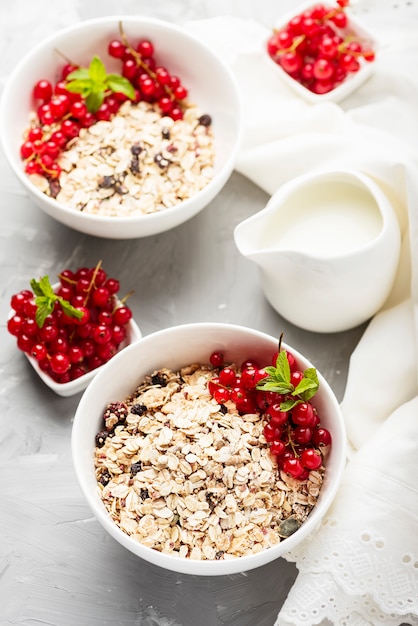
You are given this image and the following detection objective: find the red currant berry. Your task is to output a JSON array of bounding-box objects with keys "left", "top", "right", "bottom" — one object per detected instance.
[
  {"left": 7, "top": 314, "right": 25, "bottom": 336},
  {"left": 69, "top": 345, "right": 84, "bottom": 364},
  {"left": 50, "top": 352, "right": 71, "bottom": 375},
  {"left": 312, "top": 427, "right": 332, "bottom": 447},
  {"left": 300, "top": 448, "right": 322, "bottom": 470},
  {"left": 240, "top": 366, "right": 258, "bottom": 390},
  {"left": 290, "top": 370, "right": 304, "bottom": 387},
  {"left": 30, "top": 343, "right": 47, "bottom": 361},
  {"left": 159, "top": 96, "right": 174, "bottom": 114},
  {"left": 170, "top": 107, "right": 183, "bottom": 121},
  {"left": 17, "top": 333, "right": 33, "bottom": 353},
  {"left": 50, "top": 336, "right": 70, "bottom": 353},
  {"left": 218, "top": 366, "right": 237, "bottom": 388},
  {"left": 70, "top": 100, "right": 88, "bottom": 120},
  {"left": 293, "top": 425, "right": 313, "bottom": 445},
  {"left": 91, "top": 287, "right": 110, "bottom": 308},
  {"left": 28, "top": 127, "right": 43, "bottom": 142},
  {"left": 113, "top": 306, "right": 132, "bottom": 326},
  {"left": 61, "top": 119, "right": 80, "bottom": 139},
  {"left": 22, "top": 317, "right": 38, "bottom": 336},
  {"left": 93, "top": 324, "right": 112, "bottom": 345},
  {"left": 39, "top": 322, "right": 58, "bottom": 343},
  {"left": 23, "top": 298, "right": 38, "bottom": 317},
  {"left": 10, "top": 290, "right": 33, "bottom": 312},
  {"left": 33, "top": 79, "right": 53, "bottom": 101},
  {"left": 50, "top": 94, "right": 70, "bottom": 118},
  {"left": 208, "top": 375, "right": 222, "bottom": 396},
  {"left": 108, "top": 39, "right": 126, "bottom": 58},
  {"left": 155, "top": 66, "right": 170, "bottom": 85},
  {"left": 112, "top": 324, "right": 126, "bottom": 344},
  {"left": 282, "top": 456, "right": 305, "bottom": 478},
  {"left": 70, "top": 365, "right": 87, "bottom": 380},
  {"left": 104, "top": 278, "right": 120, "bottom": 294},
  {"left": 291, "top": 402, "right": 316, "bottom": 427},
  {"left": 270, "top": 439, "right": 286, "bottom": 457},
  {"left": 122, "top": 59, "right": 138, "bottom": 80},
  {"left": 213, "top": 387, "right": 230, "bottom": 404},
  {"left": 267, "top": 403, "right": 289, "bottom": 427},
  {"left": 137, "top": 39, "right": 154, "bottom": 58}
]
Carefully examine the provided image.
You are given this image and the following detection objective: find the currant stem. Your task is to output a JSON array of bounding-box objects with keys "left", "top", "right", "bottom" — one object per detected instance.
[{"left": 118, "top": 21, "right": 177, "bottom": 102}]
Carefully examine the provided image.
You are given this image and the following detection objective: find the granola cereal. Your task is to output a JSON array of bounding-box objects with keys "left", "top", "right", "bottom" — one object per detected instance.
[
  {"left": 94, "top": 363, "right": 325, "bottom": 561},
  {"left": 27, "top": 100, "right": 215, "bottom": 217}
]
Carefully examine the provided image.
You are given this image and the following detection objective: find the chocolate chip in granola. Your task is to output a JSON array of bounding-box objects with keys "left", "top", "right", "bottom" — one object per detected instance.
[
  {"left": 161, "top": 127, "right": 171, "bottom": 140},
  {"left": 140, "top": 488, "right": 149, "bottom": 500},
  {"left": 151, "top": 372, "right": 168, "bottom": 387},
  {"left": 98, "top": 175, "right": 116, "bottom": 189},
  {"left": 49, "top": 179, "right": 61, "bottom": 198},
  {"left": 131, "top": 143, "right": 143, "bottom": 156},
  {"left": 98, "top": 470, "right": 111, "bottom": 486},
  {"left": 130, "top": 461, "right": 142, "bottom": 477},
  {"left": 95, "top": 430, "right": 109, "bottom": 448},
  {"left": 130, "top": 156, "right": 140, "bottom": 175},
  {"left": 198, "top": 114, "right": 212, "bottom": 127},
  {"left": 153, "top": 152, "right": 171, "bottom": 169},
  {"left": 131, "top": 403, "right": 147, "bottom": 416}
]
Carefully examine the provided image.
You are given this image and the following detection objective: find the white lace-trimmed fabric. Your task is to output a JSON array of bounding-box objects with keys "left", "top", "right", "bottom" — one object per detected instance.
[
  {"left": 186, "top": 4, "right": 418, "bottom": 624},
  {"left": 276, "top": 394, "right": 418, "bottom": 626}
]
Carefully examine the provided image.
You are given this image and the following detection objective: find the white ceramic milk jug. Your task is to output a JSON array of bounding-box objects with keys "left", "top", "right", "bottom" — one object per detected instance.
[{"left": 234, "top": 170, "right": 401, "bottom": 333}]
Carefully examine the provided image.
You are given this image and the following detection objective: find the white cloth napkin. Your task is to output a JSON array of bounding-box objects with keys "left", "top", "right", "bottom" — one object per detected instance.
[{"left": 186, "top": 11, "right": 418, "bottom": 626}]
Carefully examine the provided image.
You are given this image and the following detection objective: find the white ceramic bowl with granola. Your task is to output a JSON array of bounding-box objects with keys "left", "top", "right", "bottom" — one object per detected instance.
[
  {"left": 71, "top": 322, "right": 346, "bottom": 575},
  {"left": 0, "top": 17, "right": 242, "bottom": 239}
]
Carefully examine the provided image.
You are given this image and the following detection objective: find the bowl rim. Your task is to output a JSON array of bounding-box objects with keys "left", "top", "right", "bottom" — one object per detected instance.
[
  {"left": 0, "top": 15, "right": 243, "bottom": 230},
  {"left": 71, "top": 321, "right": 347, "bottom": 575}
]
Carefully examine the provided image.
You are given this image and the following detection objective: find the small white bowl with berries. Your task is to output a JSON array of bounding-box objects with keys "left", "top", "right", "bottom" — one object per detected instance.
[
  {"left": 0, "top": 16, "right": 242, "bottom": 238},
  {"left": 72, "top": 322, "right": 346, "bottom": 575},
  {"left": 266, "top": 0, "right": 377, "bottom": 102},
  {"left": 7, "top": 262, "right": 142, "bottom": 396}
]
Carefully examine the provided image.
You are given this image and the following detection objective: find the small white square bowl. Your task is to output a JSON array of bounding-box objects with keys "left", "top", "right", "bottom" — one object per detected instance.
[
  {"left": 9, "top": 284, "right": 142, "bottom": 397},
  {"left": 265, "top": 3, "right": 377, "bottom": 103}
]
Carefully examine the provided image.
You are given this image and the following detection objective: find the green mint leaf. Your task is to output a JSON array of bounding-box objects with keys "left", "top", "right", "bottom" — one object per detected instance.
[
  {"left": 256, "top": 380, "right": 293, "bottom": 394},
  {"left": 280, "top": 398, "right": 301, "bottom": 412},
  {"left": 89, "top": 55, "right": 107, "bottom": 82},
  {"left": 66, "top": 68, "right": 91, "bottom": 81},
  {"left": 35, "top": 303, "right": 53, "bottom": 328},
  {"left": 86, "top": 90, "right": 105, "bottom": 113},
  {"left": 65, "top": 79, "right": 93, "bottom": 97},
  {"left": 274, "top": 350, "right": 291, "bottom": 384},
  {"left": 38, "top": 275, "right": 56, "bottom": 298},
  {"left": 30, "top": 277, "right": 44, "bottom": 297},
  {"left": 58, "top": 298, "right": 83, "bottom": 320},
  {"left": 106, "top": 74, "right": 136, "bottom": 99},
  {"left": 295, "top": 368, "right": 319, "bottom": 401}
]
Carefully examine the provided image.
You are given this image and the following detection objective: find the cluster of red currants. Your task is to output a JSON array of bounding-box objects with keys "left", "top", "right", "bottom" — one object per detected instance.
[
  {"left": 267, "top": 0, "right": 375, "bottom": 95},
  {"left": 107, "top": 37, "right": 188, "bottom": 120},
  {"left": 7, "top": 264, "right": 133, "bottom": 384},
  {"left": 20, "top": 34, "right": 189, "bottom": 182},
  {"left": 208, "top": 350, "right": 331, "bottom": 480}
]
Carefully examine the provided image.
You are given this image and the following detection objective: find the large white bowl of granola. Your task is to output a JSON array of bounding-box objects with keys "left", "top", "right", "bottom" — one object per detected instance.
[
  {"left": 71, "top": 322, "right": 346, "bottom": 575},
  {"left": 0, "top": 16, "right": 242, "bottom": 238}
]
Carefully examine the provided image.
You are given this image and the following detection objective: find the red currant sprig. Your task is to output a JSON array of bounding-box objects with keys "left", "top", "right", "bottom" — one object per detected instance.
[
  {"left": 207, "top": 338, "right": 331, "bottom": 480},
  {"left": 112, "top": 21, "right": 189, "bottom": 120}
]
